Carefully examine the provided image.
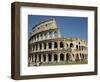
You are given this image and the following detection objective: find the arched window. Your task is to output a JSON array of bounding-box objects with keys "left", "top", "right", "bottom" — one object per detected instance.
[
  {"left": 48, "top": 54, "right": 52, "bottom": 61},
  {"left": 49, "top": 42, "right": 52, "bottom": 49},
  {"left": 49, "top": 32, "right": 52, "bottom": 39},
  {"left": 54, "top": 54, "right": 57, "bottom": 61},
  {"left": 44, "top": 43, "right": 46, "bottom": 49},
  {"left": 54, "top": 42, "right": 57, "bottom": 48},
  {"left": 40, "top": 43, "right": 42, "bottom": 50},
  {"left": 32, "top": 45, "right": 34, "bottom": 51},
  {"left": 70, "top": 43, "right": 73, "bottom": 47},
  {"left": 76, "top": 45, "right": 78, "bottom": 49},
  {"left": 66, "top": 53, "right": 69, "bottom": 61},
  {"left": 60, "top": 54, "right": 64, "bottom": 61},
  {"left": 60, "top": 42, "right": 64, "bottom": 48},
  {"left": 36, "top": 44, "right": 38, "bottom": 50},
  {"left": 39, "top": 54, "right": 41, "bottom": 62},
  {"left": 43, "top": 55, "right": 46, "bottom": 62}
]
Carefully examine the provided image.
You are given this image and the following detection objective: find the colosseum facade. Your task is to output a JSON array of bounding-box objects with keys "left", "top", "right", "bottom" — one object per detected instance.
[{"left": 28, "top": 18, "right": 88, "bottom": 66}]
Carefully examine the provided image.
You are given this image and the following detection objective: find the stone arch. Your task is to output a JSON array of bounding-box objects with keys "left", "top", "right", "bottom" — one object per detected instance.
[
  {"left": 76, "top": 45, "right": 78, "bottom": 49},
  {"left": 49, "top": 32, "right": 52, "bottom": 39},
  {"left": 60, "top": 53, "right": 64, "bottom": 61},
  {"left": 39, "top": 43, "right": 42, "bottom": 50},
  {"left": 44, "top": 42, "right": 46, "bottom": 49},
  {"left": 44, "top": 32, "right": 47, "bottom": 39},
  {"left": 48, "top": 54, "right": 52, "bottom": 62},
  {"left": 49, "top": 42, "right": 52, "bottom": 49},
  {"left": 54, "top": 54, "right": 58, "bottom": 61},
  {"left": 54, "top": 42, "right": 57, "bottom": 48},
  {"left": 35, "top": 54, "right": 37, "bottom": 62},
  {"left": 32, "top": 44, "right": 35, "bottom": 51},
  {"left": 43, "top": 55, "right": 46, "bottom": 62},
  {"left": 70, "top": 43, "right": 73, "bottom": 48},
  {"left": 60, "top": 41, "right": 64, "bottom": 48},
  {"left": 66, "top": 53, "right": 70, "bottom": 61},
  {"left": 39, "top": 54, "right": 41, "bottom": 62}
]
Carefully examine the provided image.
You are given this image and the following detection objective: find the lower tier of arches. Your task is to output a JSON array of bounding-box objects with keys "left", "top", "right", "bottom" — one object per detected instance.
[{"left": 28, "top": 52, "right": 87, "bottom": 66}]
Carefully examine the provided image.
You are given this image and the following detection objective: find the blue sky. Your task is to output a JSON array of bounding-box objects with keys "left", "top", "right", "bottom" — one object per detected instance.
[{"left": 28, "top": 15, "right": 88, "bottom": 41}]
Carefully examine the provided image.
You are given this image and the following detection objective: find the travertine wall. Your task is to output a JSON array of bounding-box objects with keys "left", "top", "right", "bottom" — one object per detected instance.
[{"left": 28, "top": 18, "right": 88, "bottom": 66}]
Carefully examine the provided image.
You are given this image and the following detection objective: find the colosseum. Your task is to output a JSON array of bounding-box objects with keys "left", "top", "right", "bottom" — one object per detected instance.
[{"left": 28, "top": 18, "right": 88, "bottom": 66}]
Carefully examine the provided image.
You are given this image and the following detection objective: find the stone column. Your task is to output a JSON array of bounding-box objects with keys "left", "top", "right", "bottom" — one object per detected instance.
[
  {"left": 35, "top": 35, "right": 37, "bottom": 41},
  {"left": 78, "top": 53, "right": 81, "bottom": 61},
  {"left": 34, "top": 44, "right": 36, "bottom": 52},
  {"left": 36, "top": 54, "right": 39, "bottom": 62},
  {"left": 52, "top": 53, "right": 54, "bottom": 62},
  {"left": 57, "top": 41, "right": 60, "bottom": 49},
  {"left": 31, "top": 45, "right": 33, "bottom": 51},
  {"left": 64, "top": 53, "right": 66, "bottom": 61},
  {"left": 42, "top": 43, "right": 44, "bottom": 51},
  {"left": 47, "top": 32, "right": 50, "bottom": 39},
  {"left": 32, "top": 54, "right": 35, "bottom": 62},
  {"left": 41, "top": 54, "right": 43, "bottom": 62},
  {"left": 43, "top": 33, "right": 45, "bottom": 40},
  {"left": 64, "top": 41, "right": 66, "bottom": 50},
  {"left": 57, "top": 30, "right": 61, "bottom": 38},
  {"left": 71, "top": 54, "right": 75, "bottom": 61},
  {"left": 46, "top": 54, "right": 48, "bottom": 63},
  {"left": 52, "top": 42, "right": 54, "bottom": 50},
  {"left": 38, "top": 43, "right": 40, "bottom": 51},
  {"left": 30, "top": 55, "right": 32, "bottom": 62},
  {"left": 32, "top": 37, "right": 34, "bottom": 43},
  {"left": 46, "top": 42, "right": 49, "bottom": 50},
  {"left": 39, "top": 34, "right": 41, "bottom": 41},
  {"left": 57, "top": 53, "right": 60, "bottom": 62},
  {"left": 52, "top": 31, "right": 55, "bottom": 39}
]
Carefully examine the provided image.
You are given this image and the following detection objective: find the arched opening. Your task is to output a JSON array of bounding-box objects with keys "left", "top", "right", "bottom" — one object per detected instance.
[
  {"left": 33, "top": 45, "right": 34, "bottom": 51},
  {"left": 49, "top": 42, "right": 52, "bottom": 49},
  {"left": 60, "top": 53, "right": 64, "bottom": 61},
  {"left": 54, "top": 42, "right": 57, "bottom": 48},
  {"left": 39, "top": 54, "right": 41, "bottom": 62},
  {"left": 40, "top": 43, "right": 42, "bottom": 50},
  {"left": 48, "top": 54, "right": 52, "bottom": 62},
  {"left": 35, "top": 54, "right": 37, "bottom": 62},
  {"left": 82, "top": 54, "right": 84, "bottom": 60},
  {"left": 66, "top": 53, "right": 70, "bottom": 61},
  {"left": 76, "top": 45, "right": 78, "bottom": 49},
  {"left": 70, "top": 43, "right": 73, "bottom": 48},
  {"left": 44, "top": 43, "right": 46, "bottom": 49},
  {"left": 54, "top": 54, "right": 57, "bottom": 61},
  {"left": 49, "top": 32, "right": 52, "bottom": 39},
  {"left": 37, "top": 35, "right": 39, "bottom": 40},
  {"left": 36, "top": 44, "right": 38, "bottom": 50},
  {"left": 80, "top": 54, "right": 82, "bottom": 60},
  {"left": 44, "top": 32, "right": 47, "bottom": 39},
  {"left": 43, "top": 55, "right": 46, "bottom": 62},
  {"left": 72, "top": 54, "right": 74, "bottom": 57},
  {"left": 40, "top": 33, "right": 42, "bottom": 40},
  {"left": 60, "top": 42, "right": 64, "bottom": 48}
]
